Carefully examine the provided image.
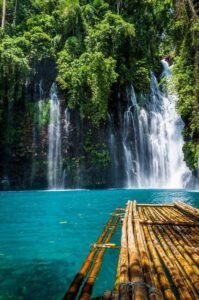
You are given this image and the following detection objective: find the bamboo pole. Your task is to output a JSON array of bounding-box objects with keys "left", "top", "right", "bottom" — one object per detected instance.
[
  {"left": 138, "top": 207, "right": 160, "bottom": 292},
  {"left": 154, "top": 225, "right": 199, "bottom": 299},
  {"left": 102, "top": 222, "right": 122, "bottom": 300},
  {"left": 148, "top": 207, "right": 199, "bottom": 294},
  {"left": 139, "top": 205, "right": 189, "bottom": 225},
  {"left": 162, "top": 226, "right": 199, "bottom": 293},
  {"left": 80, "top": 216, "right": 120, "bottom": 300},
  {"left": 119, "top": 201, "right": 130, "bottom": 300},
  {"left": 163, "top": 206, "right": 193, "bottom": 223},
  {"left": 161, "top": 206, "right": 192, "bottom": 222},
  {"left": 139, "top": 208, "right": 175, "bottom": 300},
  {"left": 92, "top": 243, "right": 120, "bottom": 249},
  {"left": 153, "top": 207, "right": 199, "bottom": 244},
  {"left": 152, "top": 212, "right": 198, "bottom": 298},
  {"left": 63, "top": 210, "right": 118, "bottom": 300},
  {"left": 140, "top": 220, "right": 199, "bottom": 226},
  {"left": 172, "top": 225, "right": 196, "bottom": 247},
  {"left": 164, "top": 205, "right": 199, "bottom": 247},
  {"left": 148, "top": 207, "right": 199, "bottom": 297},
  {"left": 163, "top": 224, "right": 199, "bottom": 266},
  {"left": 172, "top": 226, "right": 199, "bottom": 260},
  {"left": 151, "top": 207, "right": 199, "bottom": 264},
  {"left": 128, "top": 202, "right": 143, "bottom": 281},
  {"left": 174, "top": 202, "right": 199, "bottom": 220},
  {"left": 150, "top": 207, "right": 199, "bottom": 267},
  {"left": 179, "top": 227, "right": 199, "bottom": 248},
  {"left": 170, "top": 207, "right": 192, "bottom": 221},
  {"left": 149, "top": 209, "right": 198, "bottom": 290},
  {"left": 137, "top": 207, "right": 164, "bottom": 300},
  {"left": 137, "top": 204, "right": 174, "bottom": 208},
  {"left": 127, "top": 201, "right": 149, "bottom": 300},
  {"left": 143, "top": 207, "right": 193, "bottom": 300},
  {"left": 156, "top": 207, "right": 177, "bottom": 221},
  {"left": 132, "top": 202, "right": 149, "bottom": 299},
  {"left": 64, "top": 202, "right": 199, "bottom": 300}
]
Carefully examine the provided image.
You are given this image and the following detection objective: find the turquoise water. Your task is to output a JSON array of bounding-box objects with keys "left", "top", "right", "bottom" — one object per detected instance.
[{"left": 0, "top": 189, "right": 198, "bottom": 300}]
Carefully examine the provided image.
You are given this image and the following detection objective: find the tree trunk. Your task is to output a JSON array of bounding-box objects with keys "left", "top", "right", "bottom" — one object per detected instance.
[
  {"left": 117, "top": 0, "right": 122, "bottom": 15},
  {"left": 13, "top": 0, "right": 18, "bottom": 26},
  {"left": 1, "top": 0, "right": 6, "bottom": 29},
  {"left": 187, "top": 0, "right": 198, "bottom": 18}
]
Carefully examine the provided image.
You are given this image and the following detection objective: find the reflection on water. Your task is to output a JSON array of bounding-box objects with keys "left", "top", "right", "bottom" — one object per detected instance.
[{"left": 0, "top": 189, "right": 198, "bottom": 299}]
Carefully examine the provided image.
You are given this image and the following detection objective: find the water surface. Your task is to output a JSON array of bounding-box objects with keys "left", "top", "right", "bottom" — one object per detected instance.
[{"left": 0, "top": 189, "right": 198, "bottom": 299}]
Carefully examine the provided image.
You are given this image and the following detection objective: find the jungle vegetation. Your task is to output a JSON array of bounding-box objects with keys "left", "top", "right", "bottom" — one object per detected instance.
[{"left": 0, "top": 0, "right": 198, "bottom": 174}]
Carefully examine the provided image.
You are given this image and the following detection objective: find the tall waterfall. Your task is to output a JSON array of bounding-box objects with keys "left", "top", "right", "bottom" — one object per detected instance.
[
  {"left": 47, "top": 83, "right": 63, "bottom": 189},
  {"left": 110, "top": 60, "right": 190, "bottom": 188}
]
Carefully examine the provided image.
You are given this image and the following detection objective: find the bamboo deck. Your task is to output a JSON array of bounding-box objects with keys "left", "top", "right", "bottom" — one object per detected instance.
[{"left": 63, "top": 201, "right": 199, "bottom": 300}]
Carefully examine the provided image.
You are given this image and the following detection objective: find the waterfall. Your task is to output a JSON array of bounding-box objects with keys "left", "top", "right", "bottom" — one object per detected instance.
[
  {"left": 62, "top": 108, "right": 70, "bottom": 185},
  {"left": 147, "top": 67, "right": 188, "bottom": 187},
  {"left": 64, "top": 108, "right": 70, "bottom": 139},
  {"left": 122, "top": 87, "right": 142, "bottom": 187},
  {"left": 47, "top": 83, "right": 63, "bottom": 189},
  {"left": 31, "top": 80, "right": 44, "bottom": 186},
  {"left": 110, "top": 60, "right": 190, "bottom": 188}
]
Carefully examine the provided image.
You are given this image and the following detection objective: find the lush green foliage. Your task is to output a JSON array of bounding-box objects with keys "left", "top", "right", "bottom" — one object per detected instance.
[
  {"left": 58, "top": 50, "right": 117, "bottom": 125},
  {"left": 0, "top": 35, "right": 29, "bottom": 101},
  {"left": 0, "top": 0, "right": 198, "bottom": 173},
  {"left": 33, "top": 100, "right": 50, "bottom": 128},
  {"left": 183, "top": 142, "right": 199, "bottom": 171},
  {"left": 171, "top": 2, "right": 199, "bottom": 171},
  {"left": 56, "top": 10, "right": 136, "bottom": 125},
  {"left": 0, "top": 0, "right": 173, "bottom": 125},
  {"left": 84, "top": 134, "right": 110, "bottom": 167}
]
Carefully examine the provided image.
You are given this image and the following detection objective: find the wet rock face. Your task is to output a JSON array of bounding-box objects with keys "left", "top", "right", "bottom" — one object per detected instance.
[
  {"left": 183, "top": 171, "right": 199, "bottom": 190},
  {"left": 0, "top": 60, "right": 197, "bottom": 190},
  {"left": 0, "top": 65, "right": 113, "bottom": 190},
  {"left": 0, "top": 61, "right": 54, "bottom": 190}
]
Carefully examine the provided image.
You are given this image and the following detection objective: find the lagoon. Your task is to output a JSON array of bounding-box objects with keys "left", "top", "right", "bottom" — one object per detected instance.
[{"left": 0, "top": 189, "right": 198, "bottom": 299}]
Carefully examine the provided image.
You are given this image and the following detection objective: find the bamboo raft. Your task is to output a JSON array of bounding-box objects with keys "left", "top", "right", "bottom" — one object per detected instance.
[{"left": 63, "top": 201, "right": 199, "bottom": 300}]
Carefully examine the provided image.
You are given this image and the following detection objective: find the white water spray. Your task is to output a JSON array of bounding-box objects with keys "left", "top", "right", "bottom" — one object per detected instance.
[
  {"left": 115, "top": 60, "right": 190, "bottom": 188},
  {"left": 47, "top": 83, "right": 63, "bottom": 189}
]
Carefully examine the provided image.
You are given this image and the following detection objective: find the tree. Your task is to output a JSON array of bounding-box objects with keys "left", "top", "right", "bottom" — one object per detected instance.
[
  {"left": 57, "top": 50, "right": 118, "bottom": 126},
  {"left": 1, "top": 0, "right": 6, "bottom": 29},
  {"left": 0, "top": 36, "right": 29, "bottom": 100}
]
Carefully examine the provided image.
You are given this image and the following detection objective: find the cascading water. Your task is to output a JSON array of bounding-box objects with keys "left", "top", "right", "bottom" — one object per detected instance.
[
  {"left": 64, "top": 108, "right": 70, "bottom": 139},
  {"left": 146, "top": 66, "right": 188, "bottom": 187},
  {"left": 31, "top": 80, "right": 44, "bottom": 186},
  {"left": 62, "top": 108, "right": 71, "bottom": 186},
  {"left": 47, "top": 83, "right": 63, "bottom": 189},
  {"left": 122, "top": 87, "right": 142, "bottom": 187},
  {"left": 111, "top": 60, "right": 190, "bottom": 188}
]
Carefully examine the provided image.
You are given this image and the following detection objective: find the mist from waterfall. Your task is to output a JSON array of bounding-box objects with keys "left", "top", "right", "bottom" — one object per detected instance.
[
  {"left": 109, "top": 60, "right": 190, "bottom": 188},
  {"left": 47, "top": 83, "right": 63, "bottom": 189}
]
